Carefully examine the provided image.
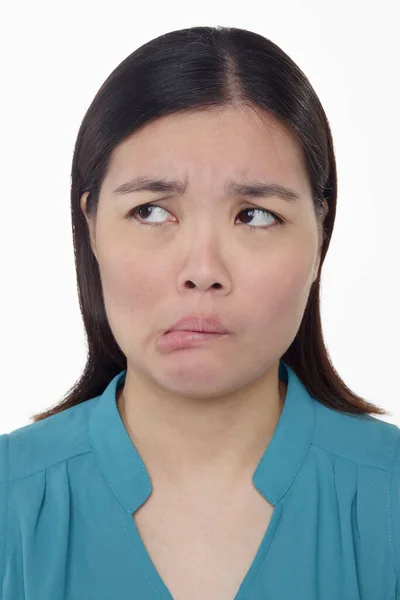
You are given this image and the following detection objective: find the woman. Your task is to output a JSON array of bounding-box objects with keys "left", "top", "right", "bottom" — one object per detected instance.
[{"left": 1, "top": 25, "right": 399, "bottom": 600}]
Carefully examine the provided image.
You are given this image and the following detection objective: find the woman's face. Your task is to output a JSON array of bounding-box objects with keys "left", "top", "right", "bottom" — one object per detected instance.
[{"left": 81, "top": 105, "right": 326, "bottom": 398}]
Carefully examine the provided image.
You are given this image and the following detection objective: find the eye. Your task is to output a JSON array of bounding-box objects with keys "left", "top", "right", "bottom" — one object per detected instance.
[{"left": 126, "top": 203, "right": 286, "bottom": 231}]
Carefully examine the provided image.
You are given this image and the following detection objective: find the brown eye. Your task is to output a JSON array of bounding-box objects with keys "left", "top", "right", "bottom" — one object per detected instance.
[
  {"left": 237, "top": 207, "right": 283, "bottom": 229},
  {"left": 127, "top": 204, "right": 170, "bottom": 228},
  {"left": 127, "top": 203, "right": 285, "bottom": 231}
]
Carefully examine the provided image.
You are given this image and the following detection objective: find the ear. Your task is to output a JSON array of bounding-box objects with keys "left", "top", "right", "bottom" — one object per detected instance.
[
  {"left": 313, "top": 198, "right": 329, "bottom": 283},
  {"left": 80, "top": 192, "right": 98, "bottom": 261}
]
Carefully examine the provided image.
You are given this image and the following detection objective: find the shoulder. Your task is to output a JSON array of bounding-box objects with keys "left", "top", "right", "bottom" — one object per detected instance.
[
  {"left": 312, "top": 401, "right": 400, "bottom": 583},
  {"left": 312, "top": 399, "right": 400, "bottom": 472},
  {"left": 1, "top": 395, "right": 101, "bottom": 483},
  {"left": 0, "top": 396, "right": 101, "bottom": 591}
]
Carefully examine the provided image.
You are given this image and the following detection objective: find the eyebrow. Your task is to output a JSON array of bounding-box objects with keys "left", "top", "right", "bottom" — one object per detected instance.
[{"left": 112, "top": 176, "right": 301, "bottom": 203}]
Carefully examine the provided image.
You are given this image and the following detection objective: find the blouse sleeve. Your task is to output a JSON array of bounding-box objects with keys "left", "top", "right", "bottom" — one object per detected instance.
[
  {"left": 0, "top": 433, "right": 9, "bottom": 598},
  {"left": 389, "top": 430, "right": 400, "bottom": 591}
]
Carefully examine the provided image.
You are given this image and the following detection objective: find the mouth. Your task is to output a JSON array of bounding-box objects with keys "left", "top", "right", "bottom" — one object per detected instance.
[
  {"left": 166, "top": 314, "right": 229, "bottom": 335},
  {"left": 157, "top": 329, "right": 228, "bottom": 352}
]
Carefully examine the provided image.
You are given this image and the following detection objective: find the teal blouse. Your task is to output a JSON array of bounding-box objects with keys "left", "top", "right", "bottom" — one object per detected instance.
[{"left": 1, "top": 360, "right": 400, "bottom": 599}]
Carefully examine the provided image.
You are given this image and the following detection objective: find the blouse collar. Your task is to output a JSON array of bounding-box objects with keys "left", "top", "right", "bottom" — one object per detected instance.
[{"left": 90, "top": 359, "right": 316, "bottom": 513}]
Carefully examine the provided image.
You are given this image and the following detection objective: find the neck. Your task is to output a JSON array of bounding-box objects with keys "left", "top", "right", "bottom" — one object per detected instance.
[{"left": 117, "top": 364, "right": 287, "bottom": 494}]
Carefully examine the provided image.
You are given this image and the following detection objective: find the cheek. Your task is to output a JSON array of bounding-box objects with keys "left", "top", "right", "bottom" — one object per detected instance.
[
  {"left": 95, "top": 210, "right": 168, "bottom": 313},
  {"left": 98, "top": 248, "right": 169, "bottom": 317},
  {"left": 242, "top": 255, "right": 314, "bottom": 334}
]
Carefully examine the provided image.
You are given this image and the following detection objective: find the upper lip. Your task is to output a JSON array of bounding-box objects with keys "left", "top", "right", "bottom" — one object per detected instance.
[{"left": 165, "top": 314, "right": 229, "bottom": 334}]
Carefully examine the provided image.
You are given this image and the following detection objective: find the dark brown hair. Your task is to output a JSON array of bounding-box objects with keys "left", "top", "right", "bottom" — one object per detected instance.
[{"left": 31, "top": 25, "right": 387, "bottom": 422}]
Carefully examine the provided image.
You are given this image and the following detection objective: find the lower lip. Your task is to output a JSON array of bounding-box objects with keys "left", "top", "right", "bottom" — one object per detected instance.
[{"left": 157, "top": 330, "right": 228, "bottom": 351}]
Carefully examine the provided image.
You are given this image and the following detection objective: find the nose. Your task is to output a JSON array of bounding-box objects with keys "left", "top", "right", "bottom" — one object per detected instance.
[{"left": 176, "top": 222, "right": 232, "bottom": 294}]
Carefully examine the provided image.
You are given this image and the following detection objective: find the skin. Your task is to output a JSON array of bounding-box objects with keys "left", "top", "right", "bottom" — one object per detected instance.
[{"left": 81, "top": 104, "right": 328, "bottom": 497}]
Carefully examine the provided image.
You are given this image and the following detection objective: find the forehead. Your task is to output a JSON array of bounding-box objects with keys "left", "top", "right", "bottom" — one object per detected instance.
[{"left": 105, "top": 105, "right": 310, "bottom": 195}]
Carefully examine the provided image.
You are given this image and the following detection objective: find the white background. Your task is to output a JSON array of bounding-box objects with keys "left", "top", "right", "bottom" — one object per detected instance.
[{"left": 0, "top": 0, "right": 399, "bottom": 433}]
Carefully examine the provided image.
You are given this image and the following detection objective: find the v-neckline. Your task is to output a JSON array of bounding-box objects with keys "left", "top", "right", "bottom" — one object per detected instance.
[{"left": 118, "top": 498, "right": 285, "bottom": 599}]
